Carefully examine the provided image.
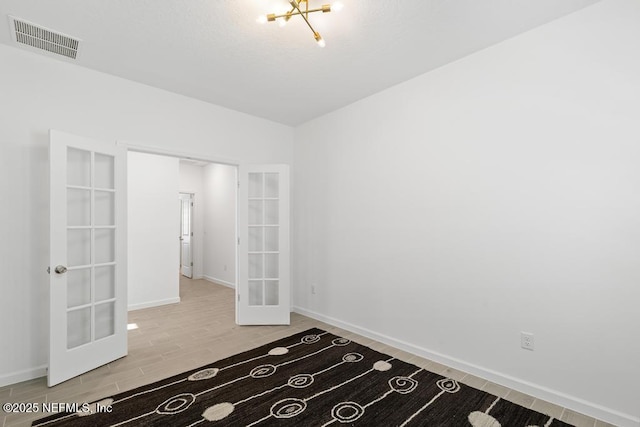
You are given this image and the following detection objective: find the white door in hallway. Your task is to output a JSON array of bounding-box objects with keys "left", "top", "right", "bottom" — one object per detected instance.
[
  {"left": 237, "top": 165, "right": 290, "bottom": 325},
  {"left": 49, "top": 130, "right": 128, "bottom": 386},
  {"left": 179, "top": 193, "right": 193, "bottom": 278}
]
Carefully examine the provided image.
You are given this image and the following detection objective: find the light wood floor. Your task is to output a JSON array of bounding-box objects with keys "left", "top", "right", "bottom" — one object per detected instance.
[{"left": 1, "top": 277, "right": 610, "bottom": 427}]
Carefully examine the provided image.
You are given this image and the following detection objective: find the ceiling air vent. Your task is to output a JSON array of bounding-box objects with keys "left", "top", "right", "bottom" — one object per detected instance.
[{"left": 9, "top": 16, "right": 81, "bottom": 60}]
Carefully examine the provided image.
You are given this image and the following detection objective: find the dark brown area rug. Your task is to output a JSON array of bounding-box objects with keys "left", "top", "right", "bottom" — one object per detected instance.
[{"left": 33, "top": 328, "right": 574, "bottom": 426}]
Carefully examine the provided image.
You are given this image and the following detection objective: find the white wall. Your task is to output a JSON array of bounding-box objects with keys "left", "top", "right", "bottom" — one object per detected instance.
[
  {"left": 203, "top": 163, "right": 237, "bottom": 287},
  {"left": 0, "top": 43, "right": 293, "bottom": 386},
  {"left": 292, "top": 0, "right": 640, "bottom": 426},
  {"left": 128, "top": 152, "right": 180, "bottom": 310},
  {"left": 179, "top": 162, "right": 205, "bottom": 279}
]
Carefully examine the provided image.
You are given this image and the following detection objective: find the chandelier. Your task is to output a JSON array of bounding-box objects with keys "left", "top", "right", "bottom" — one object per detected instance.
[{"left": 257, "top": 0, "right": 344, "bottom": 47}]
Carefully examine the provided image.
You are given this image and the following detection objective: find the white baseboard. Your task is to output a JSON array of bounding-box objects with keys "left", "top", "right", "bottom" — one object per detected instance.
[
  {"left": 0, "top": 365, "right": 47, "bottom": 388},
  {"left": 292, "top": 305, "right": 639, "bottom": 427},
  {"left": 203, "top": 275, "right": 235, "bottom": 289},
  {"left": 128, "top": 297, "right": 180, "bottom": 311}
]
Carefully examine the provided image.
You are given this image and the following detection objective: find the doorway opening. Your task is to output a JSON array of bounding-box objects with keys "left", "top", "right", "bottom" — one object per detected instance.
[{"left": 127, "top": 150, "right": 238, "bottom": 312}]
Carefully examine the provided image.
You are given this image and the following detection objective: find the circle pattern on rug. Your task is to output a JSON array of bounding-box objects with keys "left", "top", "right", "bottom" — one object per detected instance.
[
  {"left": 250, "top": 364, "right": 277, "bottom": 378},
  {"left": 331, "top": 401, "right": 365, "bottom": 423},
  {"left": 468, "top": 411, "right": 501, "bottom": 427},
  {"left": 373, "top": 360, "right": 392, "bottom": 371},
  {"left": 288, "top": 374, "right": 314, "bottom": 388},
  {"left": 270, "top": 398, "right": 307, "bottom": 419},
  {"left": 268, "top": 347, "right": 289, "bottom": 356},
  {"left": 437, "top": 378, "right": 460, "bottom": 393},
  {"left": 188, "top": 368, "right": 219, "bottom": 381},
  {"left": 301, "top": 334, "right": 320, "bottom": 344},
  {"left": 342, "top": 352, "right": 364, "bottom": 363},
  {"left": 332, "top": 338, "right": 351, "bottom": 346},
  {"left": 389, "top": 376, "right": 418, "bottom": 394},
  {"left": 156, "top": 393, "right": 196, "bottom": 415},
  {"left": 202, "top": 402, "right": 235, "bottom": 421}
]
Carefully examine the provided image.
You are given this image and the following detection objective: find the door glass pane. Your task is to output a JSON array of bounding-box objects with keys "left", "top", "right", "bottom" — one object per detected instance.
[
  {"left": 67, "top": 307, "right": 91, "bottom": 349},
  {"left": 68, "top": 229, "right": 91, "bottom": 266},
  {"left": 95, "top": 302, "right": 115, "bottom": 339},
  {"left": 67, "top": 188, "right": 91, "bottom": 226},
  {"left": 67, "top": 268, "right": 91, "bottom": 308},
  {"left": 249, "top": 254, "right": 263, "bottom": 279},
  {"left": 265, "top": 280, "right": 279, "bottom": 306},
  {"left": 248, "top": 173, "right": 263, "bottom": 198},
  {"left": 67, "top": 148, "right": 91, "bottom": 187},
  {"left": 95, "top": 191, "right": 115, "bottom": 226},
  {"left": 264, "top": 173, "right": 279, "bottom": 198},
  {"left": 94, "top": 154, "right": 114, "bottom": 189},
  {"left": 95, "top": 229, "right": 115, "bottom": 263},
  {"left": 248, "top": 281, "right": 263, "bottom": 306},
  {"left": 265, "top": 253, "right": 279, "bottom": 278},
  {"left": 249, "top": 227, "right": 263, "bottom": 252},
  {"left": 249, "top": 200, "right": 263, "bottom": 225},
  {"left": 264, "top": 200, "right": 279, "bottom": 225},
  {"left": 264, "top": 226, "right": 279, "bottom": 252},
  {"left": 95, "top": 265, "right": 115, "bottom": 302}
]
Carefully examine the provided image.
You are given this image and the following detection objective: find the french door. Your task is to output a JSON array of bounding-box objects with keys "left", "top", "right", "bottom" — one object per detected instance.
[
  {"left": 49, "top": 130, "right": 127, "bottom": 386},
  {"left": 237, "top": 165, "right": 290, "bottom": 325}
]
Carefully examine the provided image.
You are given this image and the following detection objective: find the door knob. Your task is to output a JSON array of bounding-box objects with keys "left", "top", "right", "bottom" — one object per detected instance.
[{"left": 54, "top": 265, "right": 68, "bottom": 274}]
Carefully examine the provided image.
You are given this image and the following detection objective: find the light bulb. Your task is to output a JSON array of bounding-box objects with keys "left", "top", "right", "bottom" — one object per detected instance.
[
  {"left": 278, "top": 18, "right": 288, "bottom": 27},
  {"left": 317, "top": 37, "right": 326, "bottom": 48},
  {"left": 256, "top": 15, "right": 267, "bottom": 24},
  {"left": 332, "top": 1, "right": 344, "bottom": 12}
]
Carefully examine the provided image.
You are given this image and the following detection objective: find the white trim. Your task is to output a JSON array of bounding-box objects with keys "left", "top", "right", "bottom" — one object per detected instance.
[
  {"left": 117, "top": 141, "right": 239, "bottom": 167},
  {"left": 203, "top": 275, "right": 236, "bottom": 289},
  {"left": 0, "top": 366, "right": 47, "bottom": 387},
  {"left": 292, "top": 305, "right": 640, "bottom": 427},
  {"left": 128, "top": 297, "right": 180, "bottom": 312}
]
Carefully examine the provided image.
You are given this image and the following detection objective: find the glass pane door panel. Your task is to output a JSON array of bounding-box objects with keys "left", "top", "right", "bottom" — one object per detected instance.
[
  {"left": 67, "top": 189, "right": 91, "bottom": 226},
  {"left": 265, "top": 280, "right": 279, "bottom": 306},
  {"left": 249, "top": 254, "right": 263, "bottom": 279},
  {"left": 248, "top": 173, "right": 263, "bottom": 198},
  {"left": 95, "top": 265, "right": 115, "bottom": 302},
  {"left": 67, "top": 307, "right": 91, "bottom": 349},
  {"left": 249, "top": 227, "right": 263, "bottom": 252},
  {"left": 264, "top": 227, "right": 279, "bottom": 251},
  {"left": 265, "top": 254, "right": 279, "bottom": 278},
  {"left": 95, "top": 302, "right": 115, "bottom": 340},
  {"left": 95, "top": 191, "right": 115, "bottom": 226},
  {"left": 95, "top": 229, "right": 115, "bottom": 263},
  {"left": 68, "top": 229, "right": 91, "bottom": 266},
  {"left": 264, "top": 200, "right": 279, "bottom": 225},
  {"left": 264, "top": 173, "right": 279, "bottom": 198},
  {"left": 249, "top": 200, "right": 263, "bottom": 225},
  {"left": 94, "top": 154, "right": 115, "bottom": 189},
  {"left": 67, "top": 148, "right": 91, "bottom": 187},
  {"left": 67, "top": 269, "right": 91, "bottom": 308},
  {"left": 248, "top": 280, "right": 263, "bottom": 306}
]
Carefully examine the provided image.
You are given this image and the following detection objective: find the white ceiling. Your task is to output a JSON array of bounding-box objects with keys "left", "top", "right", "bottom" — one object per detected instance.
[{"left": 0, "top": 0, "right": 600, "bottom": 126}]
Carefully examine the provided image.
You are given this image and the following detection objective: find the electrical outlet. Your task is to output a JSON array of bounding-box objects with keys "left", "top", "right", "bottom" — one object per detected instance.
[
  {"left": 311, "top": 285, "right": 316, "bottom": 295},
  {"left": 521, "top": 332, "right": 535, "bottom": 351}
]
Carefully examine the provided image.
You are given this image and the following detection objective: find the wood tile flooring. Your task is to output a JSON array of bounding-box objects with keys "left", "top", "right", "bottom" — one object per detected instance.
[{"left": 1, "top": 278, "right": 612, "bottom": 427}]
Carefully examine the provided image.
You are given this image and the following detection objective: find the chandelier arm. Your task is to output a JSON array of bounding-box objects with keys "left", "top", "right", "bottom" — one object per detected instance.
[
  {"left": 270, "top": 7, "right": 325, "bottom": 19},
  {"left": 289, "top": 1, "right": 319, "bottom": 36}
]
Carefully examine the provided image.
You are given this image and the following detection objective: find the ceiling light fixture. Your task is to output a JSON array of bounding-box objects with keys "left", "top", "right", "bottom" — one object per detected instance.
[{"left": 257, "top": 0, "right": 343, "bottom": 47}]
